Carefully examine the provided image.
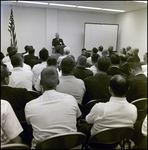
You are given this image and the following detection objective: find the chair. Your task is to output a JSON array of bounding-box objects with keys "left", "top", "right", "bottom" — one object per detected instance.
[
  {"left": 131, "top": 98, "right": 147, "bottom": 121},
  {"left": 35, "top": 132, "right": 87, "bottom": 149},
  {"left": 86, "top": 127, "right": 134, "bottom": 149},
  {"left": 78, "top": 103, "right": 84, "bottom": 113},
  {"left": 83, "top": 99, "right": 109, "bottom": 117},
  {"left": 28, "top": 90, "right": 40, "bottom": 100},
  {"left": 1, "top": 143, "right": 30, "bottom": 149}
]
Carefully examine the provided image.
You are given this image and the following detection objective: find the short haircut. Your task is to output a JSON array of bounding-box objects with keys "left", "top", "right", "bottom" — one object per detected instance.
[
  {"left": 128, "top": 62, "right": 142, "bottom": 71},
  {"left": 92, "top": 47, "right": 98, "bottom": 54},
  {"left": 110, "top": 75, "right": 129, "bottom": 97},
  {"left": 98, "top": 45, "right": 103, "bottom": 51},
  {"left": 77, "top": 55, "right": 87, "bottom": 66},
  {"left": 102, "top": 50, "right": 109, "bottom": 57},
  {"left": 24, "top": 45, "right": 29, "bottom": 51},
  {"left": 110, "top": 54, "right": 120, "bottom": 65},
  {"left": 55, "top": 48, "right": 60, "bottom": 53},
  {"left": 61, "top": 56, "right": 76, "bottom": 74},
  {"left": 108, "top": 46, "right": 113, "bottom": 53},
  {"left": 1, "top": 63, "right": 9, "bottom": 81},
  {"left": 41, "top": 67, "right": 58, "bottom": 90},
  {"left": 82, "top": 48, "right": 86, "bottom": 52},
  {"left": 28, "top": 46, "right": 35, "bottom": 54},
  {"left": 11, "top": 53, "right": 23, "bottom": 67},
  {"left": 91, "top": 53, "right": 99, "bottom": 64},
  {"left": 120, "top": 55, "right": 128, "bottom": 61},
  {"left": 7, "top": 46, "right": 13, "bottom": 53},
  {"left": 47, "top": 57, "right": 57, "bottom": 66},
  {"left": 39, "top": 48, "right": 49, "bottom": 61},
  {"left": 97, "top": 56, "right": 111, "bottom": 72}
]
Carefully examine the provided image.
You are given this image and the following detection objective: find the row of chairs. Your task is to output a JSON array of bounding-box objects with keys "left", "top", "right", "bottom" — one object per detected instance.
[
  {"left": 1, "top": 98, "right": 147, "bottom": 149},
  {"left": 1, "top": 127, "right": 134, "bottom": 149}
]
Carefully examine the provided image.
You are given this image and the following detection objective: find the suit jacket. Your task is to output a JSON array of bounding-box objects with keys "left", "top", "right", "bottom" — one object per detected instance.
[
  {"left": 52, "top": 38, "right": 65, "bottom": 47},
  {"left": 119, "top": 62, "right": 130, "bottom": 76},
  {"left": 126, "top": 74, "right": 147, "bottom": 103},
  {"left": 73, "top": 66, "right": 93, "bottom": 81},
  {"left": 1, "top": 86, "right": 36, "bottom": 122},
  {"left": 107, "top": 66, "right": 128, "bottom": 78},
  {"left": 82, "top": 73, "right": 111, "bottom": 105}
]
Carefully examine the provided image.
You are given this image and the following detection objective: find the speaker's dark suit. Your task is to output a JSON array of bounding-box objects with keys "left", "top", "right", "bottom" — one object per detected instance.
[{"left": 52, "top": 38, "right": 65, "bottom": 47}]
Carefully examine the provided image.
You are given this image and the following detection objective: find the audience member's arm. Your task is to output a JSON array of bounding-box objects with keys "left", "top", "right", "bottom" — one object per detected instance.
[{"left": 10, "top": 136, "right": 22, "bottom": 143}]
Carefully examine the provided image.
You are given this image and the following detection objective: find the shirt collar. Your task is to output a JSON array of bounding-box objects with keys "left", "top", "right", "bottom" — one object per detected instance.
[
  {"left": 109, "top": 96, "right": 127, "bottom": 103},
  {"left": 135, "top": 72, "right": 144, "bottom": 76}
]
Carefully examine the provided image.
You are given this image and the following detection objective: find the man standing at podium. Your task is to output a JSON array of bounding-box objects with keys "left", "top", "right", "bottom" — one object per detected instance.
[{"left": 52, "top": 32, "right": 65, "bottom": 54}]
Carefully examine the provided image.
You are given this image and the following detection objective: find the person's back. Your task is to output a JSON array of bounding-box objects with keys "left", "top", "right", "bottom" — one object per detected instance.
[
  {"left": 25, "top": 67, "right": 81, "bottom": 149},
  {"left": 57, "top": 56, "right": 86, "bottom": 104},
  {"left": 74, "top": 55, "right": 93, "bottom": 80},
  {"left": 86, "top": 75, "right": 137, "bottom": 135},
  {"left": 82, "top": 56, "right": 112, "bottom": 105}
]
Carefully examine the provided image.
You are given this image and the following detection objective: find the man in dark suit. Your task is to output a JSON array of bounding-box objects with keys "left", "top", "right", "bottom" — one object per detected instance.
[
  {"left": 52, "top": 32, "right": 65, "bottom": 54},
  {"left": 82, "top": 56, "right": 112, "bottom": 105},
  {"left": 126, "top": 62, "right": 147, "bottom": 103},
  {"left": 73, "top": 55, "right": 93, "bottom": 81},
  {"left": 107, "top": 53, "right": 128, "bottom": 78}
]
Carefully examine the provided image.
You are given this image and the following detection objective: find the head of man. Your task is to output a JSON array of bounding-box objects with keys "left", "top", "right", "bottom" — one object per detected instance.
[
  {"left": 126, "top": 46, "right": 131, "bottom": 51},
  {"left": 81, "top": 48, "right": 87, "bottom": 55},
  {"left": 108, "top": 46, "right": 114, "bottom": 53},
  {"left": 61, "top": 55, "right": 76, "bottom": 75},
  {"left": 55, "top": 32, "right": 60, "bottom": 39},
  {"left": 133, "top": 48, "right": 139, "bottom": 55},
  {"left": 47, "top": 57, "right": 57, "bottom": 67},
  {"left": 128, "top": 62, "right": 142, "bottom": 76},
  {"left": 77, "top": 55, "right": 87, "bottom": 67},
  {"left": 39, "top": 48, "right": 49, "bottom": 61},
  {"left": 91, "top": 53, "right": 99, "bottom": 65},
  {"left": 40, "top": 67, "right": 59, "bottom": 92},
  {"left": 7, "top": 46, "right": 17, "bottom": 59},
  {"left": 11, "top": 53, "right": 24, "bottom": 68},
  {"left": 110, "top": 54, "right": 120, "bottom": 65},
  {"left": 92, "top": 47, "right": 98, "bottom": 54},
  {"left": 120, "top": 47, "right": 126, "bottom": 55},
  {"left": 109, "top": 75, "right": 129, "bottom": 97},
  {"left": 97, "top": 56, "right": 111, "bottom": 72},
  {"left": 120, "top": 55, "right": 128, "bottom": 62},
  {"left": 1, "top": 63, "right": 12, "bottom": 85},
  {"left": 102, "top": 49, "right": 109, "bottom": 57},
  {"left": 98, "top": 45, "right": 103, "bottom": 52},
  {"left": 24, "top": 45, "right": 30, "bottom": 53},
  {"left": 28, "top": 46, "right": 35, "bottom": 55},
  {"left": 143, "top": 52, "right": 147, "bottom": 62},
  {"left": 63, "top": 47, "right": 70, "bottom": 55}
]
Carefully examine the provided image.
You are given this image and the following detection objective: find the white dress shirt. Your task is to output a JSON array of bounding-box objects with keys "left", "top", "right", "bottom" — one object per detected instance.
[
  {"left": 9, "top": 67, "right": 33, "bottom": 91},
  {"left": 86, "top": 96, "right": 137, "bottom": 135},
  {"left": 25, "top": 90, "right": 81, "bottom": 149}
]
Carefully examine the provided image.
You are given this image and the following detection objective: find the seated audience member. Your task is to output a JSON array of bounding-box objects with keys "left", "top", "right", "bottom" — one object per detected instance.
[
  {"left": 2, "top": 46, "right": 17, "bottom": 63},
  {"left": 107, "top": 53, "right": 128, "bottom": 78},
  {"left": 51, "top": 47, "right": 62, "bottom": 60},
  {"left": 25, "top": 67, "right": 81, "bottom": 149},
  {"left": 140, "top": 52, "right": 147, "bottom": 77},
  {"left": 32, "top": 47, "right": 49, "bottom": 85},
  {"left": 97, "top": 45, "right": 103, "bottom": 57},
  {"left": 57, "top": 46, "right": 70, "bottom": 69},
  {"left": 126, "top": 62, "right": 147, "bottom": 103},
  {"left": 22, "top": 45, "right": 29, "bottom": 56},
  {"left": 34, "top": 57, "right": 61, "bottom": 92},
  {"left": 102, "top": 49, "right": 109, "bottom": 57},
  {"left": 8, "top": 53, "right": 33, "bottom": 91},
  {"left": 73, "top": 55, "right": 93, "bottom": 80},
  {"left": 1, "top": 52, "right": 5, "bottom": 62},
  {"left": 24, "top": 46, "right": 40, "bottom": 68},
  {"left": 87, "top": 53, "right": 99, "bottom": 76},
  {"left": 1, "top": 100, "right": 23, "bottom": 145},
  {"left": 120, "top": 47, "right": 126, "bottom": 55},
  {"left": 119, "top": 54, "right": 130, "bottom": 75},
  {"left": 126, "top": 46, "right": 131, "bottom": 52},
  {"left": 81, "top": 48, "right": 87, "bottom": 57},
  {"left": 140, "top": 52, "right": 147, "bottom": 66},
  {"left": 56, "top": 56, "right": 86, "bottom": 104},
  {"left": 82, "top": 56, "right": 112, "bottom": 105},
  {"left": 87, "top": 47, "right": 98, "bottom": 66},
  {"left": 108, "top": 46, "right": 115, "bottom": 57},
  {"left": 83, "top": 75, "right": 137, "bottom": 138},
  {"left": 127, "top": 48, "right": 140, "bottom": 63}
]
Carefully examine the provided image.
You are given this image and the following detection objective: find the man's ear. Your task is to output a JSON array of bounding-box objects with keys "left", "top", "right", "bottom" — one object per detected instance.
[{"left": 57, "top": 79, "right": 60, "bottom": 85}]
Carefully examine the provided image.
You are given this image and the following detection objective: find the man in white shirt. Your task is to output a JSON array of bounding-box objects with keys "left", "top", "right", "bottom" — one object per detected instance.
[
  {"left": 1, "top": 100, "right": 23, "bottom": 145},
  {"left": 25, "top": 67, "right": 81, "bottom": 149},
  {"left": 32, "top": 48, "right": 49, "bottom": 85},
  {"left": 8, "top": 53, "right": 33, "bottom": 91},
  {"left": 86, "top": 75, "right": 137, "bottom": 136},
  {"left": 56, "top": 56, "right": 86, "bottom": 104}
]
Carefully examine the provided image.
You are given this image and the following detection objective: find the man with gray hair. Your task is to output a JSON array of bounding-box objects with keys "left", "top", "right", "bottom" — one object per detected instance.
[{"left": 25, "top": 67, "right": 81, "bottom": 149}]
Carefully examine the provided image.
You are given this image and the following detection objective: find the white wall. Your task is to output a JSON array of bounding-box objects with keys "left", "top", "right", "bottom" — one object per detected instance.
[
  {"left": 1, "top": 5, "right": 115, "bottom": 59},
  {"left": 116, "top": 9, "right": 147, "bottom": 61},
  {"left": 1, "top": 5, "right": 147, "bottom": 60}
]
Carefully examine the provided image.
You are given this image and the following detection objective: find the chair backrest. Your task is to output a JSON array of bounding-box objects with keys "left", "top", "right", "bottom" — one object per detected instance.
[
  {"left": 83, "top": 99, "right": 109, "bottom": 116},
  {"left": 131, "top": 98, "right": 147, "bottom": 120},
  {"left": 88, "top": 127, "right": 134, "bottom": 148},
  {"left": 1, "top": 143, "right": 30, "bottom": 149},
  {"left": 35, "top": 132, "right": 87, "bottom": 149},
  {"left": 28, "top": 91, "right": 40, "bottom": 100}
]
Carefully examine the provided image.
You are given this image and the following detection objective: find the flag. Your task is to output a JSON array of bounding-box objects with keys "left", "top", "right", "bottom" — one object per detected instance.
[{"left": 8, "top": 7, "right": 17, "bottom": 48}]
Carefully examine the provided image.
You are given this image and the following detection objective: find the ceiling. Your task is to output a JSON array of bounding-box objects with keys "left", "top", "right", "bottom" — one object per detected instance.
[{"left": 1, "top": 1, "right": 147, "bottom": 15}]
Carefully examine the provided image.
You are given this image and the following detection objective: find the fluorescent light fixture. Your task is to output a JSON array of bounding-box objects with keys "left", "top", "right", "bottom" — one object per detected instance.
[
  {"left": 77, "top": 6, "right": 102, "bottom": 10},
  {"left": 102, "top": 8, "right": 125, "bottom": 12},
  {"left": 49, "top": 3, "right": 76, "bottom": 8},
  {"left": 134, "top": 1, "right": 147, "bottom": 3},
  {"left": 18, "top": 1, "right": 48, "bottom": 5}
]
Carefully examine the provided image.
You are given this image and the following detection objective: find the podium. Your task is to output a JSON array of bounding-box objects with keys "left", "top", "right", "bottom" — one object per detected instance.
[{"left": 52, "top": 45, "right": 65, "bottom": 55}]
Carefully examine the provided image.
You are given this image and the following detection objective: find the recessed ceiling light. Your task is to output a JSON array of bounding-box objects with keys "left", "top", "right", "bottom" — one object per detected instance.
[
  {"left": 18, "top": 1, "right": 48, "bottom": 5},
  {"left": 49, "top": 3, "right": 76, "bottom": 8}
]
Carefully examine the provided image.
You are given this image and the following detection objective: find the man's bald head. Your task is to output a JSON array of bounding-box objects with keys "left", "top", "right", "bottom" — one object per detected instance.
[{"left": 40, "top": 67, "right": 59, "bottom": 91}]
